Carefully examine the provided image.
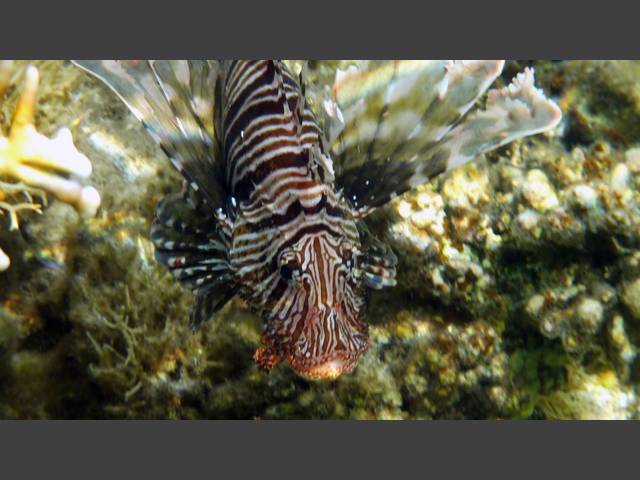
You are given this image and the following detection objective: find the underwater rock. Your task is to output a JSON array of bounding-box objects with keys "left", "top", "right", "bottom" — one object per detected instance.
[
  {"left": 575, "top": 298, "right": 604, "bottom": 333},
  {"left": 608, "top": 314, "right": 636, "bottom": 375},
  {"left": 540, "top": 368, "right": 637, "bottom": 420},
  {"left": 522, "top": 169, "right": 560, "bottom": 212},
  {"left": 383, "top": 310, "right": 522, "bottom": 419},
  {"left": 621, "top": 278, "right": 640, "bottom": 323},
  {"left": 571, "top": 184, "right": 599, "bottom": 210},
  {"left": 0, "top": 308, "right": 22, "bottom": 380},
  {"left": 539, "top": 61, "right": 640, "bottom": 147},
  {"left": 625, "top": 148, "right": 640, "bottom": 173},
  {"left": 523, "top": 276, "right": 614, "bottom": 355}
]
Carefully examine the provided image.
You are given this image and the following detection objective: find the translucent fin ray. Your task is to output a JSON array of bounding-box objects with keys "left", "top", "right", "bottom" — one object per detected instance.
[
  {"left": 326, "top": 61, "right": 561, "bottom": 216},
  {"left": 73, "top": 60, "right": 226, "bottom": 211}
]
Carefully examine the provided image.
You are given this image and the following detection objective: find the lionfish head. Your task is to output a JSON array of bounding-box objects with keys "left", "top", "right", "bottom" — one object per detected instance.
[{"left": 255, "top": 228, "right": 368, "bottom": 380}]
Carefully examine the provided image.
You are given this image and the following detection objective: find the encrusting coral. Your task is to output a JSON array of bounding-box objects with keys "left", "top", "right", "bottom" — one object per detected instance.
[{"left": 0, "top": 61, "right": 100, "bottom": 270}]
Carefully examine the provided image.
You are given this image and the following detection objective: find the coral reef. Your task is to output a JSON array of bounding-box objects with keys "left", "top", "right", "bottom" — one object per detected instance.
[
  {"left": 539, "top": 368, "right": 638, "bottom": 420},
  {"left": 1, "top": 60, "right": 640, "bottom": 419},
  {"left": 0, "top": 61, "right": 100, "bottom": 271}
]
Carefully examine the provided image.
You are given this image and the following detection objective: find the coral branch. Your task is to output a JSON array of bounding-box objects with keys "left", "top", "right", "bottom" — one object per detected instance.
[
  {"left": 0, "top": 60, "right": 12, "bottom": 99},
  {"left": 0, "top": 63, "right": 101, "bottom": 271},
  {"left": 0, "top": 246, "right": 8, "bottom": 270}
]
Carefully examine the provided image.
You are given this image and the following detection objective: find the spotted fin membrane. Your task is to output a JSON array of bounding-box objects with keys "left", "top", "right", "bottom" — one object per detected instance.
[{"left": 151, "top": 188, "right": 235, "bottom": 328}]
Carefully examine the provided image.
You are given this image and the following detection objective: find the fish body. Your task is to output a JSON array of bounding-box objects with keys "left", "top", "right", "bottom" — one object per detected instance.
[
  {"left": 222, "top": 61, "right": 369, "bottom": 379},
  {"left": 73, "top": 60, "right": 561, "bottom": 380}
]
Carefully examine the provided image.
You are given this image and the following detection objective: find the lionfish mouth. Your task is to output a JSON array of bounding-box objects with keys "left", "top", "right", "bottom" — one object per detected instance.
[
  {"left": 254, "top": 336, "right": 369, "bottom": 381},
  {"left": 287, "top": 348, "right": 367, "bottom": 381}
]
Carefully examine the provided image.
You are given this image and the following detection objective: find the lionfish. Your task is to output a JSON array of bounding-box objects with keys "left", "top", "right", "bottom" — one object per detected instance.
[{"left": 74, "top": 60, "right": 561, "bottom": 380}]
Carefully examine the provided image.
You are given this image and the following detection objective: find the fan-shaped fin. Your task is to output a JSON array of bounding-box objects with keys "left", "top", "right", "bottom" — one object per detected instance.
[
  {"left": 327, "top": 61, "right": 561, "bottom": 217},
  {"left": 150, "top": 191, "right": 236, "bottom": 328},
  {"left": 73, "top": 60, "right": 227, "bottom": 213}
]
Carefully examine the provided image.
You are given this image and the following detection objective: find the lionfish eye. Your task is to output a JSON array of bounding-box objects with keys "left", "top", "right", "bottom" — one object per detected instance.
[
  {"left": 280, "top": 259, "right": 301, "bottom": 281},
  {"left": 280, "top": 264, "right": 294, "bottom": 280}
]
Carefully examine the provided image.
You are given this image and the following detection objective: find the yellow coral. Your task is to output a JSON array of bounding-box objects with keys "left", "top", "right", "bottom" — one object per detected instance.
[{"left": 0, "top": 62, "right": 101, "bottom": 271}]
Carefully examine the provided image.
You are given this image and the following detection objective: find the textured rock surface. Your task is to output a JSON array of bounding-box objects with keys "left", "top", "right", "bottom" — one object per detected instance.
[{"left": 1, "top": 60, "right": 639, "bottom": 419}]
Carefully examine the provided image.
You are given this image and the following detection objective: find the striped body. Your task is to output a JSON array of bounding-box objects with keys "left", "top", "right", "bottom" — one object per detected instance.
[{"left": 222, "top": 61, "right": 368, "bottom": 379}]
